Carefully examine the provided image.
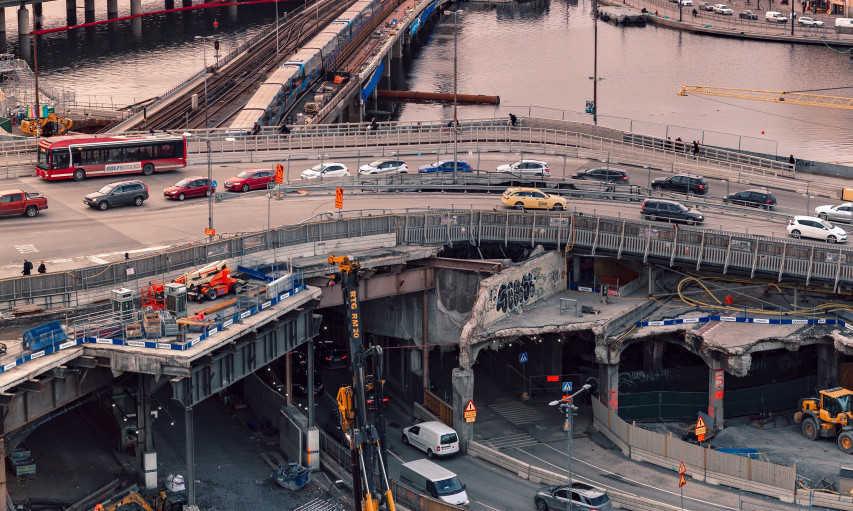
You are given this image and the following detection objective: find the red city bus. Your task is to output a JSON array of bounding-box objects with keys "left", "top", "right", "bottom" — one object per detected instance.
[{"left": 36, "top": 134, "right": 187, "bottom": 181}]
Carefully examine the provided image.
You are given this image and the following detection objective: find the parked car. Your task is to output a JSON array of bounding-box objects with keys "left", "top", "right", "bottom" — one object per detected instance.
[
  {"left": 787, "top": 216, "right": 848, "bottom": 243},
  {"left": 0, "top": 189, "right": 48, "bottom": 217},
  {"left": 713, "top": 4, "right": 733, "bottom": 14},
  {"left": 301, "top": 162, "right": 350, "bottom": 179},
  {"left": 641, "top": 199, "right": 704, "bottom": 225},
  {"left": 83, "top": 180, "right": 149, "bottom": 210},
  {"left": 723, "top": 189, "right": 777, "bottom": 209},
  {"left": 224, "top": 169, "right": 275, "bottom": 192},
  {"left": 418, "top": 160, "right": 473, "bottom": 173},
  {"left": 400, "top": 460, "right": 469, "bottom": 507},
  {"left": 700, "top": 2, "right": 715, "bottom": 10},
  {"left": 402, "top": 421, "right": 460, "bottom": 458},
  {"left": 739, "top": 9, "right": 758, "bottom": 19},
  {"left": 570, "top": 168, "right": 630, "bottom": 183},
  {"left": 815, "top": 203, "right": 853, "bottom": 223},
  {"left": 651, "top": 174, "right": 709, "bottom": 195},
  {"left": 534, "top": 483, "right": 613, "bottom": 511},
  {"left": 163, "top": 176, "right": 214, "bottom": 201},
  {"left": 358, "top": 159, "right": 409, "bottom": 175},
  {"left": 293, "top": 365, "right": 324, "bottom": 396},
  {"left": 496, "top": 160, "right": 551, "bottom": 177},
  {"left": 798, "top": 16, "right": 824, "bottom": 26},
  {"left": 501, "top": 187, "right": 567, "bottom": 211},
  {"left": 679, "top": 0, "right": 693, "bottom": 5},
  {"left": 765, "top": 11, "right": 788, "bottom": 22}
]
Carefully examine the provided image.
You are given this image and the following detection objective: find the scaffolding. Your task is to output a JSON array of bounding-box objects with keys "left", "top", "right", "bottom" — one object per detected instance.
[{"left": 0, "top": 53, "right": 74, "bottom": 111}]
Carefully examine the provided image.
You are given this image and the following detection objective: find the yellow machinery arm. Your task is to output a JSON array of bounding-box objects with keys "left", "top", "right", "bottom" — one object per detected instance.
[
  {"left": 678, "top": 85, "right": 853, "bottom": 110},
  {"left": 102, "top": 491, "right": 156, "bottom": 511}
]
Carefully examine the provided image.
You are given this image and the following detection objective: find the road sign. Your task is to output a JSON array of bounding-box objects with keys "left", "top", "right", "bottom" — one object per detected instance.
[
  {"left": 678, "top": 461, "right": 686, "bottom": 475},
  {"left": 519, "top": 352, "right": 528, "bottom": 364},
  {"left": 335, "top": 187, "right": 344, "bottom": 209},
  {"left": 205, "top": 228, "right": 215, "bottom": 236},
  {"left": 464, "top": 400, "right": 477, "bottom": 423},
  {"left": 562, "top": 381, "right": 573, "bottom": 392},
  {"left": 695, "top": 416, "right": 707, "bottom": 442},
  {"left": 275, "top": 163, "right": 284, "bottom": 184},
  {"left": 679, "top": 474, "right": 687, "bottom": 487},
  {"left": 547, "top": 375, "right": 559, "bottom": 382}
]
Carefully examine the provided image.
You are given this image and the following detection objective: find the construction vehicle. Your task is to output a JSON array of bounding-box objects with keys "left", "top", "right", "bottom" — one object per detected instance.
[
  {"left": 21, "top": 112, "right": 73, "bottom": 136},
  {"left": 794, "top": 387, "right": 853, "bottom": 453},
  {"left": 99, "top": 489, "right": 186, "bottom": 511},
  {"left": 328, "top": 254, "right": 396, "bottom": 511},
  {"left": 172, "top": 260, "right": 246, "bottom": 303}
]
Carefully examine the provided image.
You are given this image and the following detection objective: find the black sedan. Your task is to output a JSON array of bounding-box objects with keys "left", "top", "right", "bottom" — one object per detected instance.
[
  {"left": 570, "top": 168, "right": 630, "bottom": 183},
  {"left": 739, "top": 9, "right": 758, "bottom": 19},
  {"left": 724, "top": 189, "right": 777, "bottom": 210}
]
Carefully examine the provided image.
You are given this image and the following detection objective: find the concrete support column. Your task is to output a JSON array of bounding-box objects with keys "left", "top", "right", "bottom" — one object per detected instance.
[
  {"left": 549, "top": 338, "right": 562, "bottom": 376},
  {"left": 648, "top": 265, "right": 655, "bottom": 296},
  {"left": 598, "top": 363, "right": 619, "bottom": 413},
  {"left": 66, "top": 0, "right": 77, "bottom": 25},
  {"left": 817, "top": 344, "right": 840, "bottom": 390},
  {"left": 708, "top": 359, "right": 725, "bottom": 430},
  {"left": 0, "top": 437, "right": 6, "bottom": 511},
  {"left": 17, "top": 6, "right": 28, "bottom": 37},
  {"left": 130, "top": 0, "right": 142, "bottom": 15},
  {"left": 382, "top": 52, "right": 390, "bottom": 77},
  {"left": 185, "top": 406, "right": 196, "bottom": 506},
  {"left": 228, "top": 2, "right": 238, "bottom": 19},
  {"left": 572, "top": 255, "right": 581, "bottom": 285},
  {"left": 165, "top": 0, "right": 174, "bottom": 9},
  {"left": 421, "top": 289, "right": 429, "bottom": 396},
  {"left": 136, "top": 374, "right": 157, "bottom": 488},
  {"left": 642, "top": 340, "right": 664, "bottom": 372},
  {"left": 107, "top": 0, "right": 118, "bottom": 17},
  {"left": 65, "top": 0, "right": 76, "bottom": 13},
  {"left": 84, "top": 0, "right": 95, "bottom": 14},
  {"left": 285, "top": 352, "right": 293, "bottom": 405},
  {"left": 392, "top": 38, "right": 403, "bottom": 58},
  {"left": 182, "top": 0, "right": 192, "bottom": 7},
  {"left": 0, "top": 9, "right": 6, "bottom": 34},
  {"left": 451, "top": 367, "right": 474, "bottom": 453},
  {"left": 307, "top": 340, "right": 315, "bottom": 427}
]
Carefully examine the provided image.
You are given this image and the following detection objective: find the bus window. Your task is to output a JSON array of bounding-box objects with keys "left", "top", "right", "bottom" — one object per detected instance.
[
  {"left": 158, "top": 143, "right": 175, "bottom": 158},
  {"left": 108, "top": 147, "right": 124, "bottom": 163},
  {"left": 51, "top": 149, "right": 70, "bottom": 170},
  {"left": 138, "top": 144, "right": 153, "bottom": 160},
  {"left": 72, "top": 148, "right": 82, "bottom": 165},
  {"left": 125, "top": 145, "right": 140, "bottom": 161}
]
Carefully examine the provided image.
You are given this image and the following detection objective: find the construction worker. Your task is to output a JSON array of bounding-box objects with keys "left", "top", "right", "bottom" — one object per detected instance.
[{"left": 94, "top": 504, "right": 105, "bottom": 511}]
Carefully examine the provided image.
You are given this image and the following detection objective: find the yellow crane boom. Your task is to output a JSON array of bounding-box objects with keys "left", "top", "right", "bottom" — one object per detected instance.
[{"left": 678, "top": 85, "right": 853, "bottom": 110}]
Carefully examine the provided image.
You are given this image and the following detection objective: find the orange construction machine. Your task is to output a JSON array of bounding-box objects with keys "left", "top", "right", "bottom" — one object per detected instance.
[{"left": 173, "top": 261, "right": 245, "bottom": 303}]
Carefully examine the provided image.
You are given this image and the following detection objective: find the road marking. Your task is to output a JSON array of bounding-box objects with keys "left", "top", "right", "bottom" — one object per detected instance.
[
  {"left": 88, "top": 256, "right": 109, "bottom": 264},
  {"left": 538, "top": 443, "right": 737, "bottom": 510},
  {"left": 15, "top": 244, "right": 38, "bottom": 254},
  {"left": 387, "top": 450, "right": 404, "bottom": 463},
  {"left": 489, "top": 400, "right": 544, "bottom": 425},
  {"left": 519, "top": 449, "right": 638, "bottom": 497},
  {"left": 471, "top": 500, "right": 502, "bottom": 511},
  {"left": 486, "top": 433, "right": 539, "bottom": 449}
]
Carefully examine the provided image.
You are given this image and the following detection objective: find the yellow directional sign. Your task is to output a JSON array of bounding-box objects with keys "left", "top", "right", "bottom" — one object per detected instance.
[
  {"left": 695, "top": 416, "right": 707, "bottom": 441},
  {"left": 464, "top": 400, "right": 477, "bottom": 423},
  {"left": 679, "top": 474, "right": 687, "bottom": 488},
  {"left": 678, "top": 462, "right": 686, "bottom": 475},
  {"left": 335, "top": 187, "right": 344, "bottom": 209},
  {"left": 275, "top": 163, "right": 284, "bottom": 184}
]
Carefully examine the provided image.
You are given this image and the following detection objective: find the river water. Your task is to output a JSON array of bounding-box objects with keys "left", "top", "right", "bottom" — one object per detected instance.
[{"left": 8, "top": 0, "right": 853, "bottom": 163}]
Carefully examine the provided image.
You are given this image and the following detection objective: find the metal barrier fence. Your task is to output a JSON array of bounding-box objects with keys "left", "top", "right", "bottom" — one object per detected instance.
[
  {"left": 389, "top": 479, "right": 466, "bottom": 511},
  {"left": 423, "top": 390, "right": 453, "bottom": 427},
  {"left": 4, "top": 209, "right": 853, "bottom": 310},
  {"left": 592, "top": 398, "right": 797, "bottom": 501}
]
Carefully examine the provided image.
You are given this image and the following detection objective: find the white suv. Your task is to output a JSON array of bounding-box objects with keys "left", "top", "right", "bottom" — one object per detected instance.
[
  {"left": 713, "top": 4, "right": 733, "bottom": 14},
  {"left": 787, "top": 216, "right": 848, "bottom": 243},
  {"left": 766, "top": 11, "right": 788, "bottom": 22}
]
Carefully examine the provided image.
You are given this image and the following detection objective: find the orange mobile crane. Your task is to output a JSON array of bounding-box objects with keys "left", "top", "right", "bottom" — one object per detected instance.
[
  {"left": 173, "top": 261, "right": 245, "bottom": 303},
  {"left": 328, "top": 254, "right": 396, "bottom": 511}
]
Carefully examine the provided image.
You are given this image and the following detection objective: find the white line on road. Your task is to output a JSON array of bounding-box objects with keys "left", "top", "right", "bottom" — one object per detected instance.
[
  {"left": 518, "top": 449, "right": 638, "bottom": 497},
  {"left": 471, "top": 500, "right": 502, "bottom": 511}
]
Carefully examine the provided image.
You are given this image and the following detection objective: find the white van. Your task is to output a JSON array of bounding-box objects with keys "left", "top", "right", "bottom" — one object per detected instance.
[
  {"left": 399, "top": 459, "right": 469, "bottom": 507},
  {"left": 765, "top": 11, "right": 788, "bottom": 22},
  {"left": 402, "top": 421, "right": 460, "bottom": 458}
]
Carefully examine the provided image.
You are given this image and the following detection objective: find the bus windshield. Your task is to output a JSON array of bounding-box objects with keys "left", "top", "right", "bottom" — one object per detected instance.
[{"left": 37, "top": 147, "right": 49, "bottom": 170}]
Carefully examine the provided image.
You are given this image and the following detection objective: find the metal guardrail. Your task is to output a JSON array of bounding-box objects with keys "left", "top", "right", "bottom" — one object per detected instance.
[{"left": 4, "top": 208, "right": 853, "bottom": 310}]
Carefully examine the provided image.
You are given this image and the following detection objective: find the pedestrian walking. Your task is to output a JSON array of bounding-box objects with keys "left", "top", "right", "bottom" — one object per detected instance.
[
  {"left": 665, "top": 137, "right": 673, "bottom": 151},
  {"left": 37, "top": 260, "right": 46, "bottom": 274},
  {"left": 21, "top": 259, "right": 33, "bottom": 276},
  {"left": 509, "top": 113, "right": 519, "bottom": 127},
  {"left": 692, "top": 140, "right": 700, "bottom": 155},
  {"left": 370, "top": 117, "right": 379, "bottom": 132},
  {"left": 251, "top": 122, "right": 260, "bottom": 136},
  {"left": 692, "top": 7, "right": 698, "bottom": 16},
  {"left": 279, "top": 124, "right": 290, "bottom": 135},
  {"left": 655, "top": 9, "right": 659, "bottom": 15},
  {"left": 675, "top": 137, "right": 684, "bottom": 152}
]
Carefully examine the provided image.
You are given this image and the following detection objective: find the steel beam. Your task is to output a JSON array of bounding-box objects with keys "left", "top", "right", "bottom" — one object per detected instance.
[
  {"left": 317, "top": 267, "right": 435, "bottom": 308},
  {"left": 408, "top": 257, "right": 501, "bottom": 273}
]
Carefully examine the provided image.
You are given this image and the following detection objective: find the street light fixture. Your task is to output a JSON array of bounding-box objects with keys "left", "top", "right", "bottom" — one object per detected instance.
[
  {"left": 194, "top": 35, "right": 215, "bottom": 129},
  {"left": 186, "top": 132, "right": 215, "bottom": 241},
  {"left": 444, "top": 9, "right": 463, "bottom": 181},
  {"left": 548, "top": 379, "right": 597, "bottom": 511}
]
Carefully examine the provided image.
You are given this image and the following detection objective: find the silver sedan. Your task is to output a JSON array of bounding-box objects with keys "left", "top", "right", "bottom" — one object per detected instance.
[{"left": 815, "top": 203, "right": 853, "bottom": 223}]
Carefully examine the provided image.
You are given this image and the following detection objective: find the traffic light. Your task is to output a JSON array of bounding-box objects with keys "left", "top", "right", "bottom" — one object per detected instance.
[
  {"left": 214, "top": 40, "right": 219, "bottom": 52},
  {"left": 213, "top": 20, "right": 218, "bottom": 29}
]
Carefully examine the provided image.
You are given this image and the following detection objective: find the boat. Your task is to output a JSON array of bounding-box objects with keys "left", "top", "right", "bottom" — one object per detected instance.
[{"left": 597, "top": 6, "right": 647, "bottom": 25}]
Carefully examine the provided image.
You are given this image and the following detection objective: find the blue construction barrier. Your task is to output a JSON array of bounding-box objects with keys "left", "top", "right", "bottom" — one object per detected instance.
[{"left": 23, "top": 321, "right": 67, "bottom": 352}]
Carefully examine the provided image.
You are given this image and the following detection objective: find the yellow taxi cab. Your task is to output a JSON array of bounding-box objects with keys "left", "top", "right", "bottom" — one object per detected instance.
[{"left": 501, "top": 187, "right": 567, "bottom": 211}]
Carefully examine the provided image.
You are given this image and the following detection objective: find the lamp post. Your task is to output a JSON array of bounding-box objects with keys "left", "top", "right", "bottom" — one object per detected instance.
[
  {"left": 194, "top": 35, "right": 215, "bottom": 128},
  {"left": 275, "top": 0, "right": 280, "bottom": 56},
  {"left": 445, "top": 9, "right": 463, "bottom": 181},
  {"left": 791, "top": 3, "right": 795, "bottom": 35},
  {"left": 592, "top": 0, "right": 598, "bottom": 125},
  {"left": 549, "top": 380, "right": 597, "bottom": 511}
]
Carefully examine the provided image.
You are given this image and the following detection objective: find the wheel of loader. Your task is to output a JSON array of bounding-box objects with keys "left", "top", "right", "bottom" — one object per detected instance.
[
  {"left": 802, "top": 417, "right": 819, "bottom": 440},
  {"left": 206, "top": 288, "right": 218, "bottom": 301},
  {"left": 838, "top": 431, "right": 853, "bottom": 454}
]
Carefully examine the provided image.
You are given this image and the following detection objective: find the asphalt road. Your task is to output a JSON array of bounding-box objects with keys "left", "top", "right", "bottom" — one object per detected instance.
[{"left": 0, "top": 152, "right": 841, "bottom": 278}]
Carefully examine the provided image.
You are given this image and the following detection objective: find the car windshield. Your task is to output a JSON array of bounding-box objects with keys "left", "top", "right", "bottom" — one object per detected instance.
[
  {"left": 174, "top": 179, "right": 190, "bottom": 187},
  {"left": 236, "top": 171, "right": 252, "bottom": 178},
  {"left": 838, "top": 395, "right": 853, "bottom": 412},
  {"left": 368, "top": 160, "right": 383, "bottom": 167},
  {"left": 98, "top": 185, "right": 116, "bottom": 194},
  {"left": 310, "top": 164, "right": 325, "bottom": 171},
  {"left": 819, "top": 219, "right": 836, "bottom": 229},
  {"left": 588, "top": 495, "right": 610, "bottom": 506},
  {"left": 676, "top": 204, "right": 689, "bottom": 212},
  {"left": 435, "top": 477, "right": 463, "bottom": 496}
]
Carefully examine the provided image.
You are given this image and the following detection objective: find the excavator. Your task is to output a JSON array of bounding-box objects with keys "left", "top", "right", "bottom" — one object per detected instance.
[
  {"left": 20, "top": 113, "right": 73, "bottom": 137},
  {"left": 172, "top": 260, "right": 246, "bottom": 303},
  {"left": 99, "top": 489, "right": 185, "bottom": 511},
  {"left": 328, "top": 254, "right": 396, "bottom": 511}
]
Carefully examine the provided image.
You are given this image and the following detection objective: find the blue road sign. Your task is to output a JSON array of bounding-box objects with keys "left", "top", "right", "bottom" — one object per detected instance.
[
  {"left": 519, "top": 352, "right": 528, "bottom": 364},
  {"left": 562, "top": 381, "right": 573, "bottom": 392}
]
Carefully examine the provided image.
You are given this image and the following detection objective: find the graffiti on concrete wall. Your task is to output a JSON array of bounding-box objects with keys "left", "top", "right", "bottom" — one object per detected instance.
[{"left": 481, "top": 252, "right": 566, "bottom": 324}]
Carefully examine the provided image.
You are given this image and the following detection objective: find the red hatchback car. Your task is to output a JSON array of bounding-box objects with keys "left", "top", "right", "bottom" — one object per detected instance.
[
  {"left": 224, "top": 169, "right": 275, "bottom": 192},
  {"left": 164, "top": 176, "right": 215, "bottom": 201}
]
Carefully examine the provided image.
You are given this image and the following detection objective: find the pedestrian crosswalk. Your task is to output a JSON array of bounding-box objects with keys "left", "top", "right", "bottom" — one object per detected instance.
[
  {"left": 486, "top": 432, "right": 539, "bottom": 450},
  {"left": 489, "top": 399, "right": 544, "bottom": 425}
]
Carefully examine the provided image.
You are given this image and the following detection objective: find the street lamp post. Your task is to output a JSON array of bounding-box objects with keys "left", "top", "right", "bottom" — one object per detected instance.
[
  {"left": 194, "top": 35, "right": 214, "bottom": 128},
  {"left": 275, "top": 0, "right": 280, "bottom": 56},
  {"left": 549, "top": 381, "right": 597, "bottom": 511},
  {"left": 445, "top": 9, "right": 463, "bottom": 181},
  {"left": 592, "top": 0, "right": 598, "bottom": 125}
]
